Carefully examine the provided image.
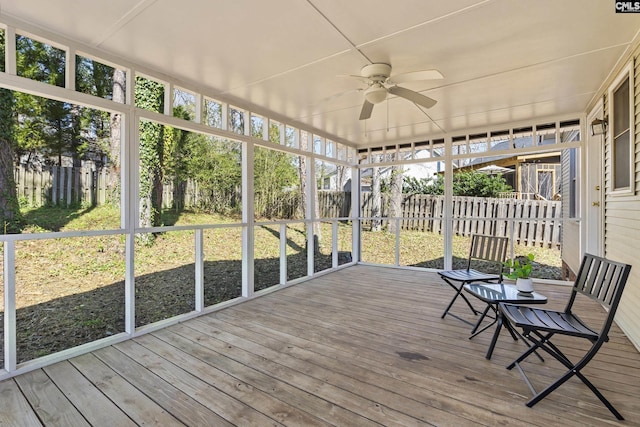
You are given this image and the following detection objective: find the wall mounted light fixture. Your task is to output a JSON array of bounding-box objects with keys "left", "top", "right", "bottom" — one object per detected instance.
[{"left": 590, "top": 117, "right": 608, "bottom": 136}]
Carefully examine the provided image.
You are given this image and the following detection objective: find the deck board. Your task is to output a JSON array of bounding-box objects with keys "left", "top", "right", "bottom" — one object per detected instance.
[{"left": 2, "top": 265, "right": 640, "bottom": 426}]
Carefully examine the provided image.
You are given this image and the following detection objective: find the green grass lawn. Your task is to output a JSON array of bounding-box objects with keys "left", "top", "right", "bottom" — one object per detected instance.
[{"left": 1, "top": 204, "right": 561, "bottom": 364}]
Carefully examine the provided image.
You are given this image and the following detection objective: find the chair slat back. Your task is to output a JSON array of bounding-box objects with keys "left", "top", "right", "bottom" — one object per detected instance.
[
  {"left": 468, "top": 235, "right": 509, "bottom": 263},
  {"left": 467, "top": 234, "right": 509, "bottom": 275},
  {"left": 568, "top": 254, "right": 631, "bottom": 332}
]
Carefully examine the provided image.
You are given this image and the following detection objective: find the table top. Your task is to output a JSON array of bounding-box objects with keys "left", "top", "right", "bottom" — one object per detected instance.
[{"left": 463, "top": 283, "right": 547, "bottom": 304}]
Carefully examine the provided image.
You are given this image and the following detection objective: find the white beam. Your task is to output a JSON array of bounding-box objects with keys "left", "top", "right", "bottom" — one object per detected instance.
[
  {"left": 443, "top": 136, "right": 453, "bottom": 271},
  {"left": 65, "top": 47, "right": 76, "bottom": 91},
  {"left": 280, "top": 224, "right": 287, "bottom": 284},
  {"left": 242, "top": 142, "right": 255, "bottom": 298},
  {"left": 195, "top": 229, "right": 204, "bottom": 312},
  {"left": 307, "top": 158, "right": 316, "bottom": 276},
  {"left": 3, "top": 242, "right": 16, "bottom": 372},
  {"left": 124, "top": 113, "right": 139, "bottom": 335},
  {"left": 5, "top": 25, "right": 16, "bottom": 75}
]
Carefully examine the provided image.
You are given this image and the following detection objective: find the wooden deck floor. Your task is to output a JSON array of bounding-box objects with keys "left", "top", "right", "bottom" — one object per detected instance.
[{"left": 2, "top": 265, "right": 640, "bottom": 426}]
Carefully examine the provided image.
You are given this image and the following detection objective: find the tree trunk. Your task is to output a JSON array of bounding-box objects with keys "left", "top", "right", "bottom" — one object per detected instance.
[
  {"left": 371, "top": 166, "right": 382, "bottom": 231},
  {"left": 298, "top": 133, "right": 308, "bottom": 219},
  {"left": 387, "top": 165, "right": 404, "bottom": 233},
  {"left": 0, "top": 138, "right": 19, "bottom": 233},
  {"left": 0, "top": 88, "right": 20, "bottom": 233},
  {"left": 136, "top": 77, "right": 165, "bottom": 242},
  {"left": 108, "top": 68, "right": 125, "bottom": 204},
  {"left": 298, "top": 133, "right": 321, "bottom": 252}
]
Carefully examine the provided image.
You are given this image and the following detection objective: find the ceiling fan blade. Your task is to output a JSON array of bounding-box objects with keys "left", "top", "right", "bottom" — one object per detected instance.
[
  {"left": 388, "top": 86, "right": 437, "bottom": 109},
  {"left": 337, "top": 74, "right": 370, "bottom": 84},
  {"left": 359, "top": 100, "right": 374, "bottom": 120},
  {"left": 389, "top": 69, "right": 443, "bottom": 84}
]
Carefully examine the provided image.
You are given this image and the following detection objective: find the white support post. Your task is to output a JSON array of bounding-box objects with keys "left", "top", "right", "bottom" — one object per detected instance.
[
  {"left": 280, "top": 123, "right": 285, "bottom": 146},
  {"left": 332, "top": 221, "right": 338, "bottom": 268},
  {"left": 3, "top": 241, "right": 17, "bottom": 372},
  {"left": 65, "top": 47, "right": 76, "bottom": 91},
  {"left": 194, "top": 93, "right": 202, "bottom": 124},
  {"left": 280, "top": 224, "right": 287, "bottom": 285},
  {"left": 221, "top": 103, "right": 228, "bottom": 131},
  {"left": 444, "top": 136, "right": 453, "bottom": 270},
  {"left": 122, "top": 68, "right": 134, "bottom": 227},
  {"left": 164, "top": 82, "right": 172, "bottom": 116},
  {"left": 244, "top": 109, "right": 251, "bottom": 137},
  {"left": 263, "top": 118, "right": 269, "bottom": 141},
  {"left": 5, "top": 26, "right": 16, "bottom": 75},
  {"left": 195, "top": 229, "right": 204, "bottom": 312},
  {"left": 307, "top": 221, "right": 315, "bottom": 276},
  {"left": 124, "top": 233, "right": 136, "bottom": 335},
  {"left": 307, "top": 158, "right": 316, "bottom": 276},
  {"left": 242, "top": 142, "right": 255, "bottom": 298},
  {"left": 395, "top": 218, "right": 401, "bottom": 266},
  {"left": 352, "top": 166, "right": 360, "bottom": 262},
  {"left": 124, "top": 112, "right": 139, "bottom": 335}
]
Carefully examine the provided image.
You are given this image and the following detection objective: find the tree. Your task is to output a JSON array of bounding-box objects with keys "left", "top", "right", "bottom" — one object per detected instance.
[
  {"left": 14, "top": 35, "right": 73, "bottom": 166},
  {"left": 184, "top": 136, "right": 241, "bottom": 214},
  {"left": 387, "top": 164, "right": 404, "bottom": 233},
  {"left": 370, "top": 165, "right": 382, "bottom": 231},
  {"left": 108, "top": 68, "right": 125, "bottom": 204},
  {"left": 76, "top": 56, "right": 125, "bottom": 203},
  {"left": 0, "top": 32, "right": 21, "bottom": 233},
  {"left": 135, "top": 77, "right": 165, "bottom": 240},
  {"left": 0, "top": 88, "right": 20, "bottom": 233},
  {"left": 254, "top": 147, "right": 298, "bottom": 218},
  {"left": 297, "top": 133, "right": 322, "bottom": 249}
]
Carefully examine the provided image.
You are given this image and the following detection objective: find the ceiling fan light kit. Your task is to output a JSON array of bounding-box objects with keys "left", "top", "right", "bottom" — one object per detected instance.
[{"left": 364, "top": 84, "right": 388, "bottom": 104}]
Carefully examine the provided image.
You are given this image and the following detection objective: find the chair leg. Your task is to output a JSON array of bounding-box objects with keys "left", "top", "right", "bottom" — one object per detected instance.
[
  {"left": 574, "top": 371, "right": 624, "bottom": 420},
  {"left": 470, "top": 304, "right": 494, "bottom": 335},
  {"left": 485, "top": 313, "right": 503, "bottom": 360},
  {"left": 441, "top": 280, "right": 479, "bottom": 321},
  {"left": 507, "top": 331, "right": 553, "bottom": 369},
  {"left": 526, "top": 367, "right": 624, "bottom": 420}
]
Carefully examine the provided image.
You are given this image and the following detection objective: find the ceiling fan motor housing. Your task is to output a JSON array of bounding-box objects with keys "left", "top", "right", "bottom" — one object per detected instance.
[{"left": 360, "top": 63, "right": 392, "bottom": 81}]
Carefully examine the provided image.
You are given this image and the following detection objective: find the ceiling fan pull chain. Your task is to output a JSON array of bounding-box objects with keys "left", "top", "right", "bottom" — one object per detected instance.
[{"left": 387, "top": 99, "right": 389, "bottom": 132}]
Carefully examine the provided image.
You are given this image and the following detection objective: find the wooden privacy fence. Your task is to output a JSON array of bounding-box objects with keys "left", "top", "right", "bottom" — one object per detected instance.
[
  {"left": 320, "top": 191, "right": 561, "bottom": 249},
  {"left": 14, "top": 165, "right": 114, "bottom": 207},
  {"left": 14, "top": 165, "right": 238, "bottom": 211}
]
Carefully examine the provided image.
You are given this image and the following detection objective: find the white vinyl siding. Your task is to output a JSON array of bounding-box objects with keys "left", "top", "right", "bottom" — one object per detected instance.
[{"left": 603, "top": 47, "right": 640, "bottom": 351}]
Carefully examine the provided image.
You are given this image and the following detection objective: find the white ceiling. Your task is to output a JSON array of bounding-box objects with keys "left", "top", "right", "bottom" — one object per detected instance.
[{"left": 2, "top": 0, "right": 640, "bottom": 149}]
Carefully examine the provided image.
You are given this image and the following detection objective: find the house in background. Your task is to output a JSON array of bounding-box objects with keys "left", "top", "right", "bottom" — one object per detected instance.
[{"left": 457, "top": 153, "right": 562, "bottom": 200}]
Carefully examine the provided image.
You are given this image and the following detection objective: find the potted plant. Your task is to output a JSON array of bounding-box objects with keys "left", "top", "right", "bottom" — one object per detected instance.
[{"left": 503, "top": 253, "right": 535, "bottom": 293}]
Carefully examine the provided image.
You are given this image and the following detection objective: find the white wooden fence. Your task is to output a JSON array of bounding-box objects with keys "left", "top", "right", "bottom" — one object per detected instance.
[{"left": 355, "top": 192, "right": 561, "bottom": 248}]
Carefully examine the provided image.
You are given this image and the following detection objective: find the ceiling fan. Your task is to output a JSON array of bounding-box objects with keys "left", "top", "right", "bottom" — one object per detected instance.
[{"left": 351, "top": 63, "right": 443, "bottom": 120}]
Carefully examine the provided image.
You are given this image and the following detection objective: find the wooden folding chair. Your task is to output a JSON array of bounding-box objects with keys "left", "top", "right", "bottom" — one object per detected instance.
[
  {"left": 497, "top": 254, "right": 632, "bottom": 420},
  {"left": 438, "top": 234, "right": 509, "bottom": 325}
]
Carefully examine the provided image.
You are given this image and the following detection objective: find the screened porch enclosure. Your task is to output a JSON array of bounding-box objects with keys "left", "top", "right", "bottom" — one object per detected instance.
[
  {"left": 2, "top": 8, "right": 640, "bottom": 425},
  {"left": 0, "top": 11, "right": 589, "bottom": 378}
]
